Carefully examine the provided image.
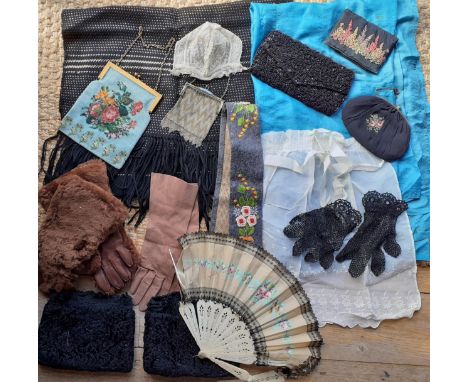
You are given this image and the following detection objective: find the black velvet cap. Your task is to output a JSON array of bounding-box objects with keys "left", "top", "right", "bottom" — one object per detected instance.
[{"left": 342, "top": 96, "right": 410, "bottom": 161}]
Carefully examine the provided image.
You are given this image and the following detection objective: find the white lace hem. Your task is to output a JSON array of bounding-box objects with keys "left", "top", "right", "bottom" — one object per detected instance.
[{"left": 302, "top": 267, "right": 422, "bottom": 328}]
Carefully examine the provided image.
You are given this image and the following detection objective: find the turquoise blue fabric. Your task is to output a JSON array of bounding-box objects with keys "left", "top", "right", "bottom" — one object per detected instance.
[
  {"left": 60, "top": 65, "right": 156, "bottom": 169},
  {"left": 250, "top": 0, "right": 430, "bottom": 261}
]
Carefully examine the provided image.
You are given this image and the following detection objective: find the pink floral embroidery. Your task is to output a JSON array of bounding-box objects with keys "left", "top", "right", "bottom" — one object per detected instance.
[
  {"left": 330, "top": 21, "right": 389, "bottom": 65},
  {"left": 101, "top": 105, "right": 120, "bottom": 124},
  {"left": 131, "top": 101, "right": 143, "bottom": 116},
  {"left": 81, "top": 82, "right": 144, "bottom": 139},
  {"left": 247, "top": 215, "right": 257, "bottom": 226},
  {"left": 366, "top": 113, "right": 385, "bottom": 133},
  {"left": 241, "top": 206, "right": 251, "bottom": 217},
  {"left": 232, "top": 173, "right": 260, "bottom": 242},
  {"left": 88, "top": 103, "right": 102, "bottom": 118},
  {"left": 236, "top": 216, "right": 247, "bottom": 227}
]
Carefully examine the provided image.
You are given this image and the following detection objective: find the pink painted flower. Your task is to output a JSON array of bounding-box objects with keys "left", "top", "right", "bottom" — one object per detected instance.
[
  {"left": 236, "top": 216, "right": 247, "bottom": 227},
  {"left": 131, "top": 101, "right": 143, "bottom": 116},
  {"left": 101, "top": 105, "right": 120, "bottom": 124},
  {"left": 247, "top": 215, "right": 257, "bottom": 226},
  {"left": 278, "top": 320, "right": 290, "bottom": 330},
  {"left": 256, "top": 286, "right": 271, "bottom": 299},
  {"left": 88, "top": 102, "right": 102, "bottom": 118},
  {"left": 129, "top": 120, "right": 137, "bottom": 128},
  {"left": 241, "top": 206, "right": 251, "bottom": 217}
]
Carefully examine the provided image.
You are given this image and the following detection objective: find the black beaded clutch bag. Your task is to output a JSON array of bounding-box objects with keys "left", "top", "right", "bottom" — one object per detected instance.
[{"left": 251, "top": 30, "right": 354, "bottom": 116}]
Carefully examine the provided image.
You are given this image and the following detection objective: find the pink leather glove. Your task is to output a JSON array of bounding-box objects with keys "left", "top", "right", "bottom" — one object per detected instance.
[{"left": 130, "top": 173, "right": 199, "bottom": 311}]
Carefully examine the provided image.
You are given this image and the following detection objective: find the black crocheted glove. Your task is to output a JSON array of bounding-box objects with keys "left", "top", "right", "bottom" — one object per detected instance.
[
  {"left": 283, "top": 200, "right": 361, "bottom": 269},
  {"left": 336, "top": 191, "right": 408, "bottom": 277}
]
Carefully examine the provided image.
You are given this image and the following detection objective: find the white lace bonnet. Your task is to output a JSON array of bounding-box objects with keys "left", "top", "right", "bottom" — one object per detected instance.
[{"left": 171, "top": 22, "right": 247, "bottom": 81}]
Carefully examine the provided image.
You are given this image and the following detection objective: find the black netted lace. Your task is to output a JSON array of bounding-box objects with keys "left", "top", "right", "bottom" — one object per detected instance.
[
  {"left": 251, "top": 31, "right": 355, "bottom": 116},
  {"left": 38, "top": 291, "right": 134, "bottom": 372},
  {"left": 143, "top": 293, "right": 230, "bottom": 378},
  {"left": 336, "top": 191, "right": 408, "bottom": 277},
  {"left": 284, "top": 200, "right": 361, "bottom": 269}
]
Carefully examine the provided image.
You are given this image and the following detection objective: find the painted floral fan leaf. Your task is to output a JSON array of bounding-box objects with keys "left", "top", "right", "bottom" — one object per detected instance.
[{"left": 174, "top": 232, "right": 322, "bottom": 381}]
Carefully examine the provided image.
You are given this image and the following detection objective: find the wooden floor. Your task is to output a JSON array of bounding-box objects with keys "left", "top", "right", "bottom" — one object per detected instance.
[
  {"left": 38, "top": 0, "right": 430, "bottom": 380},
  {"left": 38, "top": 266, "right": 429, "bottom": 382}
]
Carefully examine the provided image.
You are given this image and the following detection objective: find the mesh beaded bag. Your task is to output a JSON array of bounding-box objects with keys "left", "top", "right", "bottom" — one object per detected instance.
[{"left": 41, "top": 1, "right": 284, "bottom": 226}]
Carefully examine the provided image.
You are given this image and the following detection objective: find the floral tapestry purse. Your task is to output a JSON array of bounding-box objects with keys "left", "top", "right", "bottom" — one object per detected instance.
[
  {"left": 325, "top": 10, "right": 398, "bottom": 74},
  {"left": 59, "top": 27, "right": 174, "bottom": 169}
]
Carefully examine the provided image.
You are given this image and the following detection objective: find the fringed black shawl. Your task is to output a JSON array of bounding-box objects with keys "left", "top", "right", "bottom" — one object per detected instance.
[{"left": 42, "top": 1, "right": 281, "bottom": 225}]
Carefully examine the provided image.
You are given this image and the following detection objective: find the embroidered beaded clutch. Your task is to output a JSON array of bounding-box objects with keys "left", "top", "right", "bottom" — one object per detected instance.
[
  {"left": 325, "top": 10, "right": 398, "bottom": 74},
  {"left": 172, "top": 232, "right": 322, "bottom": 382}
]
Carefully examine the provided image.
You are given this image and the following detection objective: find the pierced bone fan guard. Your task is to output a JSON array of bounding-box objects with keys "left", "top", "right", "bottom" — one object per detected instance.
[{"left": 174, "top": 232, "right": 323, "bottom": 381}]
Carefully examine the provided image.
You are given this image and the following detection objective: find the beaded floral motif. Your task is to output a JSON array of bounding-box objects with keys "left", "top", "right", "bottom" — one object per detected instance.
[
  {"left": 61, "top": 117, "right": 83, "bottom": 138},
  {"left": 79, "top": 131, "right": 94, "bottom": 143},
  {"left": 80, "top": 81, "right": 142, "bottom": 139},
  {"left": 330, "top": 20, "right": 389, "bottom": 65},
  {"left": 366, "top": 113, "right": 385, "bottom": 133},
  {"left": 229, "top": 104, "right": 259, "bottom": 139},
  {"left": 232, "top": 173, "right": 260, "bottom": 242},
  {"left": 112, "top": 150, "right": 129, "bottom": 165},
  {"left": 102, "top": 144, "right": 117, "bottom": 157},
  {"left": 90, "top": 137, "right": 106, "bottom": 150}
]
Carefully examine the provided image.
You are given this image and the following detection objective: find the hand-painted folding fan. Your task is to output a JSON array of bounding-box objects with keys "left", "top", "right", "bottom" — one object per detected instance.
[{"left": 171, "top": 232, "right": 322, "bottom": 381}]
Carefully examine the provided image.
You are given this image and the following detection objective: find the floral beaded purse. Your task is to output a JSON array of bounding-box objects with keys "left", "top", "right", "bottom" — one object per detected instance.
[
  {"left": 59, "top": 28, "right": 174, "bottom": 169},
  {"left": 325, "top": 10, "right": 398, "bottom": 74}
]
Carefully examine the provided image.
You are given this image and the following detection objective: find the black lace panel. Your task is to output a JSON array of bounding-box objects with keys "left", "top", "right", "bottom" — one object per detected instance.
[
  {"left": 143, "top": 293, "right": 230, "bottom": 378},
  {"left": 284, "top": 199, "right": 361, "bottom": 269},
  {"left": 38, "top": 291, "right": 135, "bottom": 372},
  {"left": 336, "top": 191, "right": 408, "bottom": 277}
]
